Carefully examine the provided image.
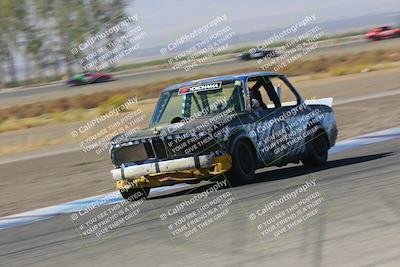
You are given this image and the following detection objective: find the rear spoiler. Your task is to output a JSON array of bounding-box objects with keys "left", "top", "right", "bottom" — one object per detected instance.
[{"left": 305, "top": 97, "right": 333, "bottom": 107}]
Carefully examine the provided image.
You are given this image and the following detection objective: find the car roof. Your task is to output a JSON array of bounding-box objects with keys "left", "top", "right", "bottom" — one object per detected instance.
[{"left": 162, "top": 71, "right": 283, "bottom": 92}]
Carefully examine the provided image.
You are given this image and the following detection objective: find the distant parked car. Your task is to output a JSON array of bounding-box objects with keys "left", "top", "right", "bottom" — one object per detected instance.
[
  {"left": 67, "top": 71, "right": 113, "bottom": 86},
  {"left": 365, "top": 26, "right": 400, "bottom": 41},
  {"left": 239, "top": 49, "right": 278, "bottom": 60}
]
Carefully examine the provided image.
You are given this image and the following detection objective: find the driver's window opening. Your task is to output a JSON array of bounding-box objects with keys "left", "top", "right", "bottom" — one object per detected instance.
[
  {"left": 269, "top": 77, "right": 298, "bottom": 107},
  {"left": 248, "top": 76, "right": 281, "bottom": 110},
  {"left": 248, "top": 76, "right": 298, "bottom": 110}
]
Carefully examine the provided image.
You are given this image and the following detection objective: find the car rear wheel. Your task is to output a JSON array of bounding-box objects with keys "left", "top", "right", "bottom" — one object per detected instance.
[
  {"left": 120, "top": 187, "right": 150, "bottom": 201},
  {"left": 302, "top": 130, "right": 329, "bottom": 167},
  {"left": 227, "top": 139, "right": 256, "bottom": 186},
  {"left": 94, "top": 76, "right": 109, "bottom": 83},
  {"left": 73, "top": 80, "right": 86, "bottom": 86}
]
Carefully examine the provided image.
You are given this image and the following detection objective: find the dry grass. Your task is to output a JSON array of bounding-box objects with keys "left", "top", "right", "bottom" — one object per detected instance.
[
  {"left": 0, "top": 48, "right": 399, "bottom": 133},
  {"left": 0, "top": 110, "right": 99, "bottom": 133}
]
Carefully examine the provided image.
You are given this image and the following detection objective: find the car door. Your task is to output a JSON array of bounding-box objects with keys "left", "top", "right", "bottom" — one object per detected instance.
[
  {"left": 379, "top": 26, "right": 393, "bottom": 39},
  {"left": 250, "top": 75, "right": 311, "bottom": 166},
  {"left": 246, "top": 75, "right": 300, "bottom": 166},
  {"left": 268, "top": 76, "right": 307, "bottom": 161}
]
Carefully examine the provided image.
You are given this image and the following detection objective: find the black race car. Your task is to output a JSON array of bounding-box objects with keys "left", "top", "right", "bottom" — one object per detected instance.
[{"left": 109, "top": 72, "right": 337, "bottom": 200}]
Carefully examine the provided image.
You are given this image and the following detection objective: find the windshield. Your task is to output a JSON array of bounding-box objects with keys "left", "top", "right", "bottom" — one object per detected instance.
[{"left": 150, "top": 80, "right": 245, "bottom": 126}]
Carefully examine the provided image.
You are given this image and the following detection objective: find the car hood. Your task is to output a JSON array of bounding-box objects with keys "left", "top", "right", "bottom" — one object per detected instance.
[{"left": 110, "top": 115, "right": 235, "bottom": 145}]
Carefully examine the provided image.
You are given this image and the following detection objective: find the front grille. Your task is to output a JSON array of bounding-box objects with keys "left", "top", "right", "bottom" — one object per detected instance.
[
  {"left": 152, "top": 139, "right": 168, "bottom": 159},
  {"left": 112, "top": 133, "right": 224, "bottom": 166},
  {"left": 112, "top": 144, "right": 148, "bottom": 166},
  {"left": 144, "top": 143, "right": 155, "bottom": 158}
]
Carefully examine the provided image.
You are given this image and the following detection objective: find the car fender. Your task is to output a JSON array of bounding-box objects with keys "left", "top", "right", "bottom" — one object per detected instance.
[
  {"left": 305, "top": 105, "right": 337, "bottom": 148},
  {"left": 226, "top": 129, "right": 257, "bottom": 156}
]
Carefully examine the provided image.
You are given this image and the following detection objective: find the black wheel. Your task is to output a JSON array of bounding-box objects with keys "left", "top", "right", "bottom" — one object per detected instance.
[
  {"left": 69, "top": 81, "right": 81, "bottom": 86},
  {"left": 227, "top": 138, "right": 256, "bottom": 186},
  {"left": 120, "top": 187, "right": 150, "bottom": 201},
  {"left": 72, "top": 80, "right": 86, "bottom": 86},
  {"left": 302, "top": 130, "right": 329, "bottom": 167},
  {"left": 94, "top": 76, "right": 108, "bottom": 83}
]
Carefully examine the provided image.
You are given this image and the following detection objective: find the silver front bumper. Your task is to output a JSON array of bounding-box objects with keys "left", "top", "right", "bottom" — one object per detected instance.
[{"left": 111, "top": 153, "right": 216, "bottom": 181}]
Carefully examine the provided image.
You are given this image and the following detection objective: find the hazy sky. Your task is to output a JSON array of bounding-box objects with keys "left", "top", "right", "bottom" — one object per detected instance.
[{"left": 128, "top": 0, "right": 400, "bottom": 46}]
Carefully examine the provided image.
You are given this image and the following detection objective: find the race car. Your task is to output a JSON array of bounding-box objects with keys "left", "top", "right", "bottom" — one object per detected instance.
[
  {"left": 109, "top": 72, "right": 338, "bottom": 200},
  {"left": 365, "top": 26, "right": 400, "bottom": 41},
  {"left": 239, "top": 49, "right": 278, "bottom": 60},
  {"left": 67, "top": 71, "right": 113, "bottom": 86}
]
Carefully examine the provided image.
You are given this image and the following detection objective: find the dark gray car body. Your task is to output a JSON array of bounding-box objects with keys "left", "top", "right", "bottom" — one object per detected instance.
[{"left": 110, "top": 72, "right": 337, "bottom": 170}]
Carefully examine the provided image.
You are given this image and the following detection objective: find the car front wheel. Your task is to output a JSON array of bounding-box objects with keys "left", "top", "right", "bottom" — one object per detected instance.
[
  {"left": 120, "top": 187, "right": 150, "bottom": 201},
  {"left": 227, "top": 138, "right": 256, "bottom": 186}
]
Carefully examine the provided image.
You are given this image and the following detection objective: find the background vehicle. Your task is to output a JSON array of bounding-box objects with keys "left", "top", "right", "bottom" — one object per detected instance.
[
  {"left": 109, "top": 72, "right": 338, "bottom": 200},
  {"left": 365, "top": 25, "right": 400, "bottom": 41},
  {"left": 66, "top": 71, "right": 113, "bottom": 86},
  {"left": 239, "top": 49, "right": 278, "bottom": 60}
]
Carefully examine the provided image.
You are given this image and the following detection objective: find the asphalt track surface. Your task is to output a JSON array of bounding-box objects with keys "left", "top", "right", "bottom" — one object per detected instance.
[
  {"left": 1, "top": 38, "right": 399, "bottom": 107},
  {"left": 1, "top": 138, "right": 399, "bottom": 266}
]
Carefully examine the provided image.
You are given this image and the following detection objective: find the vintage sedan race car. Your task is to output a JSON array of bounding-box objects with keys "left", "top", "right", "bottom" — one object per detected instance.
[{"left": 109, "top": 72, "right": 338, "bottom": 200}]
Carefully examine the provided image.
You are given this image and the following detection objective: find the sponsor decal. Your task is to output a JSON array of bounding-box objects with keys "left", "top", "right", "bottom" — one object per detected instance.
[{"left": 179, "top": 82, "right": 222, "bottom": 95}]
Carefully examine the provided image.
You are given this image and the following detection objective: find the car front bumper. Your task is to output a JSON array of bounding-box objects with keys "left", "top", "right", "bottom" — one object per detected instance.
[{"left": 111, "top": 153, "right": 231, "bottom": 189}]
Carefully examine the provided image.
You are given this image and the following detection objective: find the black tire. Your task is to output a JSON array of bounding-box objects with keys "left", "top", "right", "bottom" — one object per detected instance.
[
  {"left": 69, "top": 81, "right": 81, "bottom": 86},
  {"left": 226, "top": 138, "right": 256, "bottom": 186},
  {"left": 120, "top": 187, "right": 150, "bottom": 201},
  {"left": 73, "top": 80, "right": 86, "bottom": 86},
  {"left": 302, "top": 130, "right": 329, "bottom": 167},
  {"left": 94, "top": 76, "right": 108, "bottom": 83}
]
